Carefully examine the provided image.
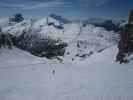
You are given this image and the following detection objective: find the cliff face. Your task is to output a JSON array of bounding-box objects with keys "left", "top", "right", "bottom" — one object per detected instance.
[
  {"left": 0, "top": 33, "right": 13, "bottom": 49},
  {"left": 116, "top": 9, "right": 133, "bottom": 63}
]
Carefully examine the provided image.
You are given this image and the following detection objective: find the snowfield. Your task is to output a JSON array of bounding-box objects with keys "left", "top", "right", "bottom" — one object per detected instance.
[{"left": 0, "top": 46, "right": 133, "bottom": 100}]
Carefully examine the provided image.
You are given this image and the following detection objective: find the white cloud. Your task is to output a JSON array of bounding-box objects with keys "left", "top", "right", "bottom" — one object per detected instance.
[
  {"left": 23, "top": 1, "right": 73, "bottom": 10},
  {"left": 0, "top": 0, "right": 73, "bottom": 10},
  {"left": 79, "top": 0, "right": 110, "bottom": 8},
  {"left": 0, "top": 0, "right": 110, "bottom": 10},
  {"left": 95, "top": 0, "right": 110, "bottom": 7}
]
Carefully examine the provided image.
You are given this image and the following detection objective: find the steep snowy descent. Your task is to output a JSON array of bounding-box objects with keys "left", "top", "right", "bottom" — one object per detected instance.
[{"left": 0, "top": 46, "right": 133, "bottom": 100}]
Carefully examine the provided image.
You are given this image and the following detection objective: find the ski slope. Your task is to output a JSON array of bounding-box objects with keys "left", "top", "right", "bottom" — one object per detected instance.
[{"left": 0, "top": 46, "right": 133, "bottom": 100}]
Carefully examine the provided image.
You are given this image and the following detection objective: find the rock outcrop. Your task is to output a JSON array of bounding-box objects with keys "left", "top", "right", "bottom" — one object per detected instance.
[{"left": 116, "top": 9, "right": 133, "bottom": 63}]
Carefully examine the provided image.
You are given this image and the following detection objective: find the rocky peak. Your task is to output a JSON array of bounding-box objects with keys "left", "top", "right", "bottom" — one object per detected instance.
[
  {"left": 49, "top": 14, "right": 70, "bottom": 24},
  {"left": 128, "top": 9, "right": 133, "bottom": 25},
  {"left": 116, "top": 9, "right": 133, "bottom": 63}
]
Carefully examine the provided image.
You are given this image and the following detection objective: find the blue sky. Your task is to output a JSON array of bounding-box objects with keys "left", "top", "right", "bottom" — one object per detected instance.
[{"left": 0, "top": 0, "right": 133, "bottom": 19}]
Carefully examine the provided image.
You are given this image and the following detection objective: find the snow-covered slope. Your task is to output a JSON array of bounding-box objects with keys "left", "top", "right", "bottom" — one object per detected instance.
[
  {"left": 64, "top": 25, "right": 118, "bottom": 62},
  {"left": 0, "top": 47, "right": 43, "bottom": 67},
  {"left": 2, "top": 19, "right": 33, "bottom": 36},
  {"left": 0, "top": 46, "right": 133, "bottom": 100}
]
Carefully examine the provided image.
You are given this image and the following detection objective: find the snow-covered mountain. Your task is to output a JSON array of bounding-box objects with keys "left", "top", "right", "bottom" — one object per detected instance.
[
  {"left": 49, "top": 14, "right": 71, "bottom": 24},
  {"left": 0, "top": 14, "right": 120, "bottom": 61},
  {"left": 84, "top": 18, "right": 126, "bottom": 32},
  {"left": 0, "top": 16, "right": 19, "bottom": 28},
  {"left": 0, "top": 17, "right": 10, "bottom": 28},
  {"left": 0, "top": 14, "right": 133, "bottom": 100}
]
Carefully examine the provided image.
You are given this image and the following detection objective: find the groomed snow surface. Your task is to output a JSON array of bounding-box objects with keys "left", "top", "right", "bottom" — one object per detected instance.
[{"left": 0, "top": 46, "right": 133, "bottom": 100}]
